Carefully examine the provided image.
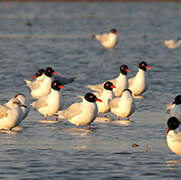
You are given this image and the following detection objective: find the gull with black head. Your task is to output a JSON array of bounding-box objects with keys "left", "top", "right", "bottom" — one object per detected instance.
[
  {"left": 167, "top": 117, "right": 181, "bottom": 156},
  {"left": 87, "top": 64, "right": 130, "bottom": 97},
  {"left": 57, "top": 93, "right": 102, "bottom": 129},
  {"left": 26, "top": 67, "right": 58, "bottom": 99},
  {"left": 93, "top": 81, "right": 115, "bottom": 117},
  {"left": 31, "top": 80, "right": 64, "bottom": 121},
  {"left": 92, "top": 28, "right": 118, "bottom": 49},
  {"left": 128, "top": 61, "right": 152, "bottom": 96}
]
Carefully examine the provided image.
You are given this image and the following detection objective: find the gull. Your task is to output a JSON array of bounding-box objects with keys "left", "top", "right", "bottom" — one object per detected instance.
[
  {"left": 93, "top": 81, "right": 115, "bottom": 117},
  {"left": 25, "top": 67, "right": 58, "bottom": 99},
  {"left": 87, "top": 64, "right": 130, "bottom": 97},
  {"left": 167, "top": 117, "right": 181, "bottom": 156},
  {"left": 14, "top": 93, "right": 30, "bottom": 121},
  {"left": 31, "top": 80, "right": 64, "bottom": 120},
  {"left": 128, "top": 61, "right": 152, "bottom": 96},
  {"left": 166, "top": 95, "right": 181, "bottom": 124},
  {"left": 24, "top": 68, "right": 45, "bottom": 89},
  {"left": 0, "top": 97, "right": 23, "bottom": 130},
  {"left": 110, "top": 89, "right": 136, "bottom": 120},
  {"left": 163, "top": 37, "right": 181, "bottom": 49},
  {"left": 25, "top": 68, "right": 75, "bottom": 87},
  {"left": 92, "top": 28, "right": 118, "bottom": 49},
  {"left": 57, "top": 93, "right": 102, "bottom": 129}
]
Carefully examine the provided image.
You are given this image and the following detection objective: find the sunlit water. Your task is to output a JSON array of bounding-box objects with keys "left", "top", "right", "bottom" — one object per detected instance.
[{"left": 0, "top": 2, "right": 181, "bottom": 179}]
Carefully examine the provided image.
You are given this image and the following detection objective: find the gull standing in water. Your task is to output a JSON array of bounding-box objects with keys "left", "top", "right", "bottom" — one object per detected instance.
[
  {"left": 128, "top": 61, "right": 152, "bottom": 96},
  {"left": 167, "top": 117, "right": 181, "bottom": 156},
  {"left": 24, "top": 68, "right": 45, "bottom": 89},
  {"left": 57, "top": 93, "right": 102, "bottom": 129},
  {"left": 31, "top": 80, "right": 64, "bottom": 121},
  {"left": 110, "top": 89, "right": 136, "bottom": 120},
  {"left": 166, "top": 95, "right": 181, "bottom": 125},
  {"left": 0, "top": 97, "right": 23, "bottom": 130},
  {"left": 93, "top": 81, "right": 115, "bottom": 117},
  {"left": 25, "top": 68, "right": 75, "bottom": 86},
  {"left": 14, "top": 93, "right": 30, "bottom": 121},
  {"left": 25, "top": 67, "right": 58, "bottom": 99},
  {"left": 87, "top": 64, "right": 130, "bottom": 97}
]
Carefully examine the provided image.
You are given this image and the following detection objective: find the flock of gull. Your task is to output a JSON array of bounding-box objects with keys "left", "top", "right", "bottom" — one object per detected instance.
[
  {"left": 1, "top": 28, "right": 181, "bottom": 157},
  {"left": 0, "top": 60, "right": 152, "bottom": 130}
]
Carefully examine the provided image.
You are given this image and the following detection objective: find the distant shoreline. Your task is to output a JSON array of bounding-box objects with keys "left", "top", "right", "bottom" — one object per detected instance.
[{"left": 1, "top": 0, "right": 181, "bottom": 2}]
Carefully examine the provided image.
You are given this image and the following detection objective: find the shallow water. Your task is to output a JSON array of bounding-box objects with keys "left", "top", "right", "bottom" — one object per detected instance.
[{"left": 0, "top": 1, "right": 181, "bottom": 179}]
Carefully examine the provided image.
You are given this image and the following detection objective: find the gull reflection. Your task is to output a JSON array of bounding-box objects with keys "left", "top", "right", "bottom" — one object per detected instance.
[
  {"left": 133, "top": 95, "right": 144, "bottom": 99},
  {"left": 0, "top": 129, "right": 18, "bottom": 135},
  {"left": 167, "top": 160, "right": 181, "bottom": 169},
  {"left": 38, "top": 120, "right": 60, "bottom": 124},
  {"left": 63, "top": 128, "right": 93, "bottom": 136},
  {"left": 94, "top": 117, "right": 112, "bottom": 123},
  {"left": 112, "top": 120, "right": 131, "bottom": 126},
  {"left": 95, "top": 117, "right": 131, "bottom": 126},
  {"left": 73, "top": 145, "right": 89, "bottom": 150}
]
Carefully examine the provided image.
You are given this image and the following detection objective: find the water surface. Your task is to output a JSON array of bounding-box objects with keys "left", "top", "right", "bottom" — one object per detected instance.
[{"left": 0, "top": 2, "right": 181, "bottom": 179}]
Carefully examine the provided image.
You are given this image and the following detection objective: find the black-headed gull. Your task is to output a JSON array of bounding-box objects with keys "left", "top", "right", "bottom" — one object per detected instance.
[
  {"left": 128, "top": 61, "right": 152, "bottom": 96},
  {"left": 31, "top": 69, "right": 45, "bottom": 80},
  {"left": 0, "top": 97, "right": 23, "bottom": 130},
  {"left": 57, "top": 93, "right": 102, "bottom": 129},
  {"left": 87, "top": 64, "right": 130, "bottom": 97},
  {"left": 166, "top": 95, "right": 181, "bottom": 124},
  {"left": 24, "top": 69, "right": 45, "bottom": 91},
  {"left": 26, "top": 68, "right": 75, "bottom": 86},
  {"left": 31, "top": 80, "right": 64, "bottom": 120},
  {"left": 167, "top": 117, "right": 181, "bottom": 156},
  {"left": 92, "top": 28, "right": 118, "bottom": 49},
  {"left": 93, "top": 81, "right": 115, "bottom": 117},
  {"left": 26, "top": 67, "right": 58, "bottom": 99},
  {"left": 109, "top": 89, "right": 136, "bottom": 120}
]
